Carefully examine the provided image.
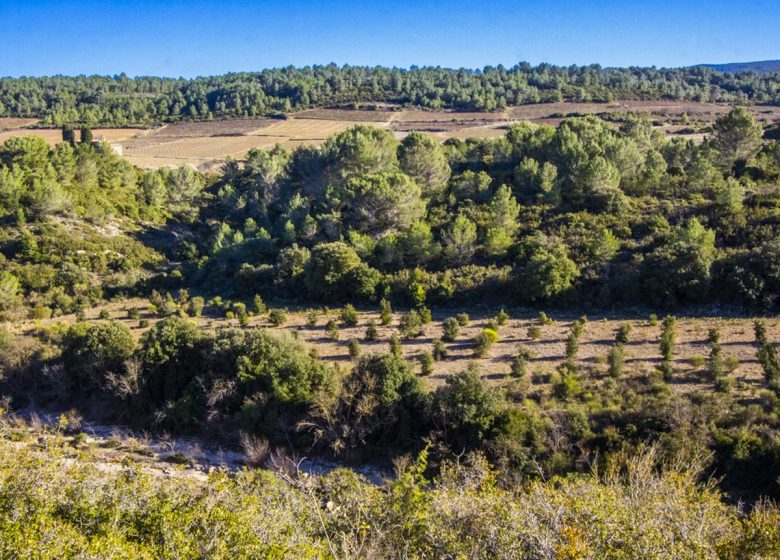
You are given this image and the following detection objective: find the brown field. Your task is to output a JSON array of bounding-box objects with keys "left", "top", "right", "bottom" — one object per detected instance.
[
  {"left": 18, "top": 302, "right": 780, "bottom": 400},
  {"left": 2, "top": 101, "right": 779, "bottom": 170},
  {"left": 0, "top": 128, "right": 145, "bottom": 146},
  {"left": 0, "top": 117, "right": 39, "bottom": 131}
]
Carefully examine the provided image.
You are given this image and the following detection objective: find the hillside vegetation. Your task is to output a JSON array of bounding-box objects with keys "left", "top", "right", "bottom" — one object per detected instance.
[
  {"left": 1, "top": 106, "right": 780, "bottom": 540},
  {"left": 3, "top": 63, "right": 780, "bottom": 126}
]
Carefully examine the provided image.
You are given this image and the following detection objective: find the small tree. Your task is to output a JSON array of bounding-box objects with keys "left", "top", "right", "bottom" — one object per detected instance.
[
  {"left": 456, "top": 312, "right": 470, "bottom": 326},
  {"left": 754, "top": 320, "right": 780, "bottom": 388},
  {"left": 389, "top": 333, "right": 402, "bottom": 356},
  {"left": 341, "top": 304, "right": 359, "bottom": 326},
  {"left": 399, "top": 310, "right": 424, "bottom": 338},
  {"left": 608, "top": 343, "right": 624, "bottom": 378},
  {"left": 364, "top": 320, "right": 378, "bottom": 341},
  {"left": 432, "top": 339, "right": 447, "bottom": 361},
  {"left": 537, "top": 311, "right": 554, "bottom": 325},
  {"left": 348, "top": 338, "right": 361, "bottom": 359},
  {"left": 379, "top": 298, "right": 392, "bottom": 326},
  {"left": 616, "top": 323, "right": 631, "bottom": 345},
  {"left": 80, "top": 126, "right": 93, "bottom": 144},
  {"left": 510, "top": 354, "right": 526, "bottom": 378},
  {"left": 527, "top": 325, "right": 542, "bottom": 340},
  {"left": 306, "top": 309, "right": 319, "bottom": 326},
  {"left": 442, "top": 317, "right": 460, "bottom": 342},
  {"left": 496, "top": 308, "right": 510, "bottom": 326},
  {"left": 326, "top": 319, "right": 340, "bottom": 340},
  {"left": 188, "top": 297, "right": 205, "bottom": 317},
  {"left": 268, "top": 308, "right": 287, "bottom": 327},
  {"left": 659, "top": 315, "right": 676, "bottom": 380},
  {"left": 419, "top": 352, "right": 434, "bottom": 376},
  {"left": 474, "top": 328, "right": 499, "bottom": 357},
  {"left": 253, "top": 294, "right": 267, "bottom": 314}
]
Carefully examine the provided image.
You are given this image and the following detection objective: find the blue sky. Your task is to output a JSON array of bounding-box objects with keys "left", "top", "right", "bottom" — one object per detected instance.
[{"left": 1, "top": 0, "right": 778, "bottom": 77}]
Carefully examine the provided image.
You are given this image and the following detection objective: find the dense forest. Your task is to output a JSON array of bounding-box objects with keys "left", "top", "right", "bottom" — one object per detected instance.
[{"left": 2, "top": 63, "right": 780, "bottom": 125}]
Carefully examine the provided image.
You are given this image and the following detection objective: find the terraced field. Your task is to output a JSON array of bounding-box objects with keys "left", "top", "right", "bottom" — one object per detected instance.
[{"left": 2, "top": 101, "right": 779, "bottom": 171}]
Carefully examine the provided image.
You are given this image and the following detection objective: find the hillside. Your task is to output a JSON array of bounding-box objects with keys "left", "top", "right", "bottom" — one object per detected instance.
[{"left": 699, "top": 59, "right": 780, "bottom": 74}]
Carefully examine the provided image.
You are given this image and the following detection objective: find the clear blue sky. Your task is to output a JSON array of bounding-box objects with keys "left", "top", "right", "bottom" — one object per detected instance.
[{"left": 1, "top": 0, "right": 778, "bottom": 77}]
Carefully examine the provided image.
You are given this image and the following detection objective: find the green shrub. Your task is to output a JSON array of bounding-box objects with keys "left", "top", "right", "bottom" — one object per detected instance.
[
  {"left": 527, "top": 325, "right": 542, "bottom": 340},
  {"left": 341, "top": 304, "right": 359, "bottom": 326},
  {"left": 268, "top": 308, "right": 287, "bottom": 327},
  {"left": 365, "top": 320, "right": 378, "bottom": 341},
  {"left": 442, "top": 317, "right": 460, "bottom": 342},
  {"left": 510, "top": 354, "right": 526, "bottom": 378},
  {"left": 188, "top": 297, "right": 205, "bottom": 317},
  {"left": 474, "top": 328, "right": 499, "bottom": 357},
  {"left": 419, "top": 352, "right": 434, "bottom": 376},
  {"left": 496, "top": 308, "right": 510, "bottom": 326},
  {"left": 348, "top": 338, "right": 361, "bottom": 359},
  {"left": 608, "top": 343, "right": 624, "bottom": 377},
  {"left": 127, "top": 307, "right": 140, "bottom": 320},
  {"left": 253, "top": 294, "right": 267, "bottom": 314},
  {"left": 418, "top": 306, "right": 432, "bottom": 324},
  {"left": 616, "top": 323, "right": 631, "bottom": 344},
  {"left": 389, "top": 333, "right": 402, "bottom": 356},
  {"left": 326, "top": 319, "right": 340, "bottom": 341},
  {"left": 433, "top": 339, "right": 447, "bottom": 361},
  {"left": 537, "top": 311, "right": 554, "bottom": 325},
  {"left": 399, "top": 310, "right": 424, "bottom": 338},
  {"left": 456, "top": 312, "right": 470, "bottom": 326},
  {"left": 306, "top": 308, "right": 319, "bottom": 326},
  {"left": 379, "top": 298, "right": 392, "bottom": 325}
]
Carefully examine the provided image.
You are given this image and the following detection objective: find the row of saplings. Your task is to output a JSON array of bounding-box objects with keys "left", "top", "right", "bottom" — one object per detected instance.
[{"left": 139, "top": 290, "right": 780, "bottom": 392}]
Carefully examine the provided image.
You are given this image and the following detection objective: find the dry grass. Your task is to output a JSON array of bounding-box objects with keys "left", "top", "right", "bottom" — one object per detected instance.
[
  {"left": 0, "top": 117, "right": 39, "bottom": 130},
  {"left": 0, "top": 128, "right": 145, "bottom": 146}
]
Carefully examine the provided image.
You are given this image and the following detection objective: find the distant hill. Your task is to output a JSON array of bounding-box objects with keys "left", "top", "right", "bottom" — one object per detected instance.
[{"left": 697, "top": 60, "right": 780, "bottom": 74}]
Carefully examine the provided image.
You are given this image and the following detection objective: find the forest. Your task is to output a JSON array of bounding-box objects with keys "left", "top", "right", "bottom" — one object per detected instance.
[
  {"left": 2, "top": 63, "right": 780, "bottom": 125},
  {"left": 1, "top": 105, "right": 780, "bottom": 557}
]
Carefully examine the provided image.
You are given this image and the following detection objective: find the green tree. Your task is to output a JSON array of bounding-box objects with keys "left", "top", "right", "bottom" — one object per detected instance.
[
  {"left": 398, "top": 131, "right": 450, "bottom": 197},
  {"left": 710, "top": 106, "right": 763, "bottom": 169},
  {"left": 442, "top": 214, "right": 478, "bottom": 265}
]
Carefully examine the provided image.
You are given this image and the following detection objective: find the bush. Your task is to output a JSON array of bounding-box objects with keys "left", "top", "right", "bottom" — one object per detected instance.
[
  {"left": 268, "top": 308, "right": 287, "bottom": 327},
  {"left": 616, "top": 323, "right": 631, "bottom": 344},
  {"left": 389, "top": 333, "right": 402, "bottom": 356},
  {"left": 537, "top": 311, "right": 554, "bottom": 325},
  {"left": 127, "top": 307, "right": 140, "bottom": 320},
  {"left": 348, "top": 338, "right": 361, "bottom": 359},
  {"left": 510, "top": 354, "right": 526, "bottom": 378},
  {"left": 398, "top": 310, "right": 423, "bottom": 338},
  {"left": 62, "top": 320, "right": 136, "bottom": 391},
  {"left": 474, "top": 328, "right": 499, "bottom": 357},
  {"left": 433, "top": 339, "right": 447, "bottom": 361},
  {"left": 442, "top": 317, "right": 460, "bottom": 342},
  {"left": 608, "top": 343, "right": 624, "bottom": 377},
  {"left": 188, "top": 296, "right": 205, "bottom": 317},
  {"left": 527, "top": 325, "right": 542, "bottom": 340},
  {"left": 496, "top": 308, "right": 509, "bottom": 326},
  {"left": 419, "top": 352, "right": 434, "bottom": 376},
  {"left": 418, "top": 306, "right": 432, "bottom": 324},
  {"left": 253, "top": 294, "right": 267, "bottom": 314},
  {"left": 379, "top": 298, "right": 392, "bottom": 325},
  {"left": 365, "top": 320, "right": 378, "bottom": 341},
  {"left": 326, "top": 319, "right": 340, "bottom": 341},
  {"left": 456, "top": 312, "right": 470, "bottom": 326},
  {"left": 341, "top": 304, "right": 359, "bottom": 327},
  {"left": 306, "top": 308, "right": 319, "bottom": 326}
]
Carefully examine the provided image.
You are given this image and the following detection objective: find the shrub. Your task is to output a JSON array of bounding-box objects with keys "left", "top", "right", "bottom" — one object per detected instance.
[
  {"left": 433, "top": 339, "right": 447, "bottom": 361},
  {"left": 253, "top": 294, "right": 267, "bottom": 314},
  {"left": 139, "top": 319, "right": 150, "bottom": 328},
  {"left": 510, "top": 355, "right": 526, "bottom": 378},
  {"left": 537, "top": 311, "right": 554, "bottom": 325},
  {"left": 608, "top": 343, "right": 624, "bottom": 377},
  {"left": 419, "top": 352, "right": 434, "bottom": 376},
  {"left": 442, "top": 317, "right": 460, "bottom": 342},
  {"left": 127, "top": 307, "right": 140, "bottom": 320},
  {"left": 496, "top": 308, "right": 509, "bottom": 326},
  {"left": 268, "top": 308, "right": 287, "bottom": 327},
  {"left": 306, "top": 309, "right": 319, "bottom": 326},
  {"left": 474, "top": 328, "right": 499, "bottom": 357},
  {"left": 389, "top": 333, "right": 402, "bottom": 356},
  {"left": 418, "top": 306, "right": 432, "bottom": 324},
  {"left": 365, "top": 320, "right": 378, "bottom": 341},
  {"left": 326, "top": 319, "right": 340, "bottom": 341},
  {"left": 527, "top": 325, "right": 542, "bottom": 340},
  {"left": 456, "top": 312, "right": 470, "bottom": 326},
  {"left": 660, "top": 315, "right": 676, "bottom": 362},
  {"left": 62, "top": 320, "right": 136, "bottom": 391},
  {"left": 341, "top": 304, "right": 359, "bottom": 326},
  {"left": 616, "top": 323, "right": 631, "bottom": 344},
  {"left": 188, "top": 296, "right": 205, "bottom": 317},
  {"left": 648, "top": 313, "right": 658, "bottom": 326},
  {"left": 379, "top": 298, "right": 392, "bottom": 325},
  {"left": 398, "top": 310, "right": 423, "bottom": 338},
  {"left": 348, "top": 338, "right": 361, "bottom": 359}
]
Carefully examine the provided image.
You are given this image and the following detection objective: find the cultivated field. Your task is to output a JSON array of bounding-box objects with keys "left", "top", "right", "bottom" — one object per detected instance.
[
  {"left": 2, "top": 101, "right": 779, "bottom": 171},
  {"left": 16, "top": 301, "right": 780, "bottom": 399}
]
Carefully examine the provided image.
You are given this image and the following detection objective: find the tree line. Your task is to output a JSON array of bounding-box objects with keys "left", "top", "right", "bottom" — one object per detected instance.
[{"left": 2, "top": 63, "right": 780, "bottom": 125}]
